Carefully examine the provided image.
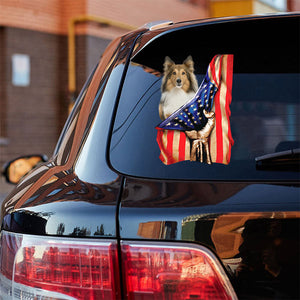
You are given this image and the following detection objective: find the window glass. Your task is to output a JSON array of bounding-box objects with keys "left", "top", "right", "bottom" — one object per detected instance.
[
  {"left": 109, "top": 17, "right": 299, "bottom": 180},
  {"left": 53, "top": 66, "right": 96, "bottom": 157},
  {"left": 53, "top": 35, "right": 123, "bottom": 166}
]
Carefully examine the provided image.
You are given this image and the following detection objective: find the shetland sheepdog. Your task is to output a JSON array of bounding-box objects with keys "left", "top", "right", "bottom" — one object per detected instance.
[{"left": 159, "top": 56, "right": 198, "bottom": 120}]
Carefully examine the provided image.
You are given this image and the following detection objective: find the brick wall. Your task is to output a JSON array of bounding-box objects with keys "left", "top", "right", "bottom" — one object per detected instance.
[
  {"left": 0, "top": 0, "right": 207, "bottom": 37},
  {"left": 0, "top": 28, "right": 66, "bottom": 163},
  {"left": 0, "top": 27, "right": 111, "bottom": 165},
  {"left": 289, "top": 0, "right": 300, "bottom": 10},
  {"left": 75, "top": 35, "right": 111, "bottom": 95},
  {"left": 0, "top": 0, "right": 64, "bottom": 34},
  {"left": 0, "top": 28, "right": 6, "bottom": 140}
]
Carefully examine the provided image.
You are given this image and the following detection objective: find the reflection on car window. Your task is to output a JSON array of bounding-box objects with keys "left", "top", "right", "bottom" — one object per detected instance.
[
  {"left": 53, "top": 66, "right": 96, "bottom": 157},
  {"left": 109, "top": 17, "right": 299, "bottom": 180}
]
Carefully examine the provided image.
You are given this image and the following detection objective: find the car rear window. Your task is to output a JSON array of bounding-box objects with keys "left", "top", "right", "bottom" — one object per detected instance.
[{"left": 109, "top": 16, "right": 299, "bottom": 180}]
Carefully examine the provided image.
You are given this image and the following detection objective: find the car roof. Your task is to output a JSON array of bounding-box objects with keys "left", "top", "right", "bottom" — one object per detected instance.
[
  {"left": 132, "top": 13, "right": 299, "bottom": 60},
  {"left": 129, "top": 13, "right": 299, "bottom": 74}
]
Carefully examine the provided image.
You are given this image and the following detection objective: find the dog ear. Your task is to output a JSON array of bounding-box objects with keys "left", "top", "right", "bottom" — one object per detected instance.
[
  {"left": 183, "top": 55, "right": 195, "bottom": 72},
  {"left": 163, "top": 56, "right": 174, "bottom": 73}
]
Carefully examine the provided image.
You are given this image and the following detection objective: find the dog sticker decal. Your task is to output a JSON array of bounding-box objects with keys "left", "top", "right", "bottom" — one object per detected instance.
[
  {"left": 156, "top": 54, "right": 234, "bottom": 165},
  {"left": 159, "top": 56, "right": 199, "bottom": 120}
]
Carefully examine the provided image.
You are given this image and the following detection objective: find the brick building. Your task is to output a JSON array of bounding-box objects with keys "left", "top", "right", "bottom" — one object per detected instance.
[{"left": 0, "top": 0, "right": 208, "bottom": 166}]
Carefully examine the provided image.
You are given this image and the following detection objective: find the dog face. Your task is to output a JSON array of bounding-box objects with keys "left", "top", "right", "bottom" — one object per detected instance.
[{"left": 162, "top": 56, "right": 197, "bottom": 93}]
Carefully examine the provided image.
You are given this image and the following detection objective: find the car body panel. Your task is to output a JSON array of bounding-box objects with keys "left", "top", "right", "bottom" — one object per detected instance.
[
  {"left": 119, "top": 179, "right": 300, "bottom": 298},
  {"left": 2, "top": 169, "right": 122, "bottom": 237}
]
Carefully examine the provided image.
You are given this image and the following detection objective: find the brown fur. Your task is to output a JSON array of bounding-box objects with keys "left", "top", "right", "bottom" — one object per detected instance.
[
  {"left": 161, "top": 56, "right": 198, "bottom": 93},
  {"left": 159, "top": 56, "right": 198, "bottom": 120}
]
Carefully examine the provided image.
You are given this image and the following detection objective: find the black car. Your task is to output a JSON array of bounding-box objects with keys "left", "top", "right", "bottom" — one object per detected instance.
[{"left": 1, "top": 14, "right": 299, "bottom": 300}]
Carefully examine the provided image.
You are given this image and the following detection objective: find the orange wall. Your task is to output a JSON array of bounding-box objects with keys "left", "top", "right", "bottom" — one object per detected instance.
[
  {"left": 210, "top": 0, "right": 252, "bottom": 17},
  {"left": 0, "top": 0, "right": 65, "bottom": 34},
  {"left": 289, "top": 0, "right": 300, "bottom": 10},
  {"left": 0, "top": 0, "right": 208, "bottom": 38}
]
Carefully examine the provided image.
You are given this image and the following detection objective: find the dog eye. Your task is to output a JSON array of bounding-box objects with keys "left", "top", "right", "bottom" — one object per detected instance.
[
  {"left": 182, "top": 71, "right": 186, "bottom": 75},
  {"left": 172, "top": 71, "right": 176, "bottom": 75}
]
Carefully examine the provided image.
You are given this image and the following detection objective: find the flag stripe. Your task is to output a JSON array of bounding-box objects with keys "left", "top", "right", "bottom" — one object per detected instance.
[
  {"left": 225, "top": 55, "right": 234, "bottom": 164},
  {"left": 215, "top": 85, "right": 224, "bottom": 163},
  {"left": 210, "top": 54, "right": 234, "bottom": 165},
  {"left": 215, "top": 55, "right": 221, "bottom": 86},
  {"left": 214, "top": 55, "right": 224, "bottom": 164},
  {"left": 157, "top": 130, "right": 190, "bottom": 165},
  {"left": 220, "top": 55, "right": 228, "bottom": 164},
  {"left": 167, "top": 130, "right": 175, "bottom": 164},
  {"left": 222, "top": 55, "right": 230, "bottom": 164},
  {"left": 210, "top": 56, "right": 218, "bottom": 85},
  {"left": 220, "top": 71, "right": 228, "bottom": 164},
  {"left": 157, "top": 129, "right": 167, "bottom": 163},
  {"left": 178, "top": 131, "right": 187, "bottom": 161},
  {"left": 209, "top": 55, "right": 222, "bottom": 88}
]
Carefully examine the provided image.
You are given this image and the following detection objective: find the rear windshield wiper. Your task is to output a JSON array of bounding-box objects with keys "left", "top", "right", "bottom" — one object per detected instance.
[{"left": 255, "top": 148, "right": 300, "bottom": 171}]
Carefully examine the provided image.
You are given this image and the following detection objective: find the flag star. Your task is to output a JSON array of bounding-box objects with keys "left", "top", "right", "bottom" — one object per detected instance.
[{"left": 167, "top": 123, "right": 171, "bottom": 126}]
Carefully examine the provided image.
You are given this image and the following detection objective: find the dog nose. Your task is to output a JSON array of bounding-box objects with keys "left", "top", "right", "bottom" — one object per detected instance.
[{"left": 176, "top": 78, "right": 181, "bottom": 84}]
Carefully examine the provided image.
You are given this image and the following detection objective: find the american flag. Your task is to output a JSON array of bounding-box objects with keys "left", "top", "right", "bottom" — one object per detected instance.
[{"left": 156, "top": 54, "right": 234, "bottom": 165}]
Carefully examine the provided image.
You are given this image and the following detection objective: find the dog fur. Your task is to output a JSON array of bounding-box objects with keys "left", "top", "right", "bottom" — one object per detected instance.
[{"left": 159, "top": 56, "right": 198, "bottom": 120}]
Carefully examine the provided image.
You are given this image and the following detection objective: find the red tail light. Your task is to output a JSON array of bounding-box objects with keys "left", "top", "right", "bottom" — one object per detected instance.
[
  {"left": 121, "top": 241, "right": 237, "bottom": 300},
  {"left": 0, "top": 231, "right": 236, "bottom": 299},
  {"left": 0, "top": 231, "right": 121, "bottom": 299}
]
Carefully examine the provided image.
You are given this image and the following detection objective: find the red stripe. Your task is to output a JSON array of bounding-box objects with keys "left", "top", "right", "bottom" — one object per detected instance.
[
  {"left": 156, "top": 129, "right": 175, "bottom": 165},
  {"left": 214, "top": 91, "right": 223, "bottom": 163},
  {"left": 166, "top": 130, "right": 175, "bottom": 164},
  {"left": 210, "top": 56, "right": 218, "bottom": 85},
  {"left": 225, "top": 55, "right": 234, "bottom": 163},
  {"left": 178, "top": 131, "right": 186, "bottom": 161},
  {"left": 156, "top": 128, "right": 165, "bottom": 163},
  {"left": 214, "top": 56, "right": 224, "bottom": 163}
]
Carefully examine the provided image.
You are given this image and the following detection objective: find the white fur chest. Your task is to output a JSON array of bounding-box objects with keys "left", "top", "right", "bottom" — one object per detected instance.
[{"left": 161, "top": 88, "right": 195, "bottom": 119}]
